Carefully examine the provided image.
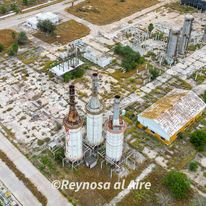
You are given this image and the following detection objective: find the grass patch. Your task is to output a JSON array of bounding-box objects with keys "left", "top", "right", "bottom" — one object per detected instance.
[
  {"left": 0, "top": 150, "right": 47, "bottom": 206},
  {"left": 0, "top": 29, "right": 16, "bottom": 51},
  {"left": 33, "top": 20, "right": 90, "bottom": 44},
  {"left": 67, "top": 0, "right": 159, "bottom": 25},
  {"left": 165, "top": 2, "right": 198, "bottom": 14}
]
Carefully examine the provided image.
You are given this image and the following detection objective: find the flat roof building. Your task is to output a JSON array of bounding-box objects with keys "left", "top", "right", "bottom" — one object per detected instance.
[{"left": 138, "top": 89, "right": 206, "bottom": 145}]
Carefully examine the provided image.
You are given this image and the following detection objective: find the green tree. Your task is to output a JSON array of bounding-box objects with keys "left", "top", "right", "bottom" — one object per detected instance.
[
  {"left": 23, "top": 0, "right": 29, "bottom": 5},
  {"left": 190, "top": 130, "right": 206, "bottom": 151},
  {"left": 8, "top": 43, "right": 18, "bottom": 56},
  {"left": 148, "top": 23, "right": 154, "bottom": 37},
  {"left": 114, "top": 44, "right": 143, "bottom": 71},
  {"left": 10, "top": 3, "right": 20, "bottom": 13},
  {"left": 164, "top": 171, "right": 191, "bottom": 199},
  {"left": 17, "top": 31, "right": 28, "bottom": 45},
  {"left": 0, "top": 5, "right": 7, "bottom": 14},
  {"left": 189, "top": 161, "right": 198, "bottom": 172},
  {"left": 0, "top": 43, "right": 4, "bottom": 52},
  {"left": 37, "top": 20, "right": 56, "bottom": 35}
]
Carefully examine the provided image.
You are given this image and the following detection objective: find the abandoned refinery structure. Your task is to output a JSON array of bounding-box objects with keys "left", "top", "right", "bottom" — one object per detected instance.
[
  {"left": 63, "top": 85, "right": 84, "bottom": 162},
  {"left": 86, "top": 73, "right": 104, "bottom": 147},
  {"left": 166, "top": 14, "right": 195, "bottom": 64},
  {"left": 62, "top": 73, "right": 137, "bottom": 174}
]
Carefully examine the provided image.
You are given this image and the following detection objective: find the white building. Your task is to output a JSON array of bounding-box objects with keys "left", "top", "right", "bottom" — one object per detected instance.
[
  {"left": 26, "top": 12, "right": 59, "bottom": 30},
  {"left": 138, "top": 89, "right": 206, "bottom": 145},
  {"left": 83, "top": 46, "right": 112, "bottom": 68}
]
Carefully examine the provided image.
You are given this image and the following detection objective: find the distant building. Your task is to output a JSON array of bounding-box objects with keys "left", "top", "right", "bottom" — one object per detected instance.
[
  {"left": 26, "top": 12, "right": 59, "bottom": 29},
  {"left": 138, "top": 89, "right": 206, "bottom": 145},
  {"left": 180, "top": 0, "right": 206, "bottom": 11}
]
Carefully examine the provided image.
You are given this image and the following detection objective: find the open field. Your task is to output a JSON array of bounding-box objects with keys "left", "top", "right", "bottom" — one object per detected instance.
[
  {"left": 33, "top": 20, "right": 90, "bottom": 44},
  {"left": 0, "top": 29, "right": 16, "bottom": 50},
  {"left": 30, "top": 149, "right": 150, "bottom": 206},
  {"left": 117, "top": 166, "right": 194, "bottom": 206},
  {"left": 67, "top": 0, "right": 159, "bottom": 25}
]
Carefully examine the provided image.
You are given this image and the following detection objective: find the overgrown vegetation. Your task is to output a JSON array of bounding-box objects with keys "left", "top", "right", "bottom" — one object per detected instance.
[
  {"left": 190, "top": 129, "right": 206, "bottom": 151},
  {"left": 164, "top": 171, "right": 191, "bottom": 199},
  {"left": 114, "top": 44, "right": 144, "bottom": 71},
  {"left": 0, "top": 29, "right": 28, "bottom": 55},
  {"left": 149, "top": 66, "right": 160, "bottom": 80},
  {"left": 189, "top": 161, "right": 198, "bottom": 172},
  {"left": 165, "top": 2, "right": 198, "bottom": 14},
  {"left": 63, "top": 66, "right": 86, "bottom": 82},
  {"left": 0, "top": 150, "right": 47, "bottom": 206},
  {"left": 37, "top": 20, "right": 56, "bottom": 35},
  {"left": 34, "top": 20, "right": 90, "bottom": 44}
]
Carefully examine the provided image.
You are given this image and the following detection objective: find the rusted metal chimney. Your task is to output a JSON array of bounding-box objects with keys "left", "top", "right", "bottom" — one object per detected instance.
[
  {"left": 64, "top": 85, "right": 82, "bottom": 129},
  {"left": 64, "top": 85, "right": 83, "bottom": 162}
]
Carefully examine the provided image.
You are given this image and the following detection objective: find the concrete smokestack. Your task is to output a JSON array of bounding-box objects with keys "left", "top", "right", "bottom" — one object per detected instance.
[
  {"left": 112, "top": 95, "right": 121, "bottom": 127},
  {"left": 105, "top": 95, "right": 127, "bottom": 162},
  {"left": 86, "top": 73, "right": 104, "bottom": 146},
  {"left": 166, "top": 27, "right": 180, "bottom": 64}
]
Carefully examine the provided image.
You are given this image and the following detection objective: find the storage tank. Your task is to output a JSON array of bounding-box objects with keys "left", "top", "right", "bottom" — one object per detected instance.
[
  {"left": 105, "top": 96, "right": 127, "bottom": 162},
  {"left": 63, "top": 85, "right": 84, "bottom": 162},
  {"left": 86, "top": 73, "right": 104, "bottom": 146},
  {"left": 166, "top": 27, "right": 180, "bottom": 64},
  {"left": 179, "top": 14, "right": 194, "bottom": 55}
]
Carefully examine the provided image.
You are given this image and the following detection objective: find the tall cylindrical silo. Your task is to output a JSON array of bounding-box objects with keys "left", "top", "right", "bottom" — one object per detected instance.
[
  {"left": 166, "top": 28, "right": 180, "bottom": 64},
  {"left": 86, "top": 73, "right": 104, "bottom": 146},
  {"left": 105, "top": 96, "right": 127, "bottom": 162},
  {"left": 179, "top": 14, "right": 194, "bottom": 55},
  {"left": 64, "top": 85, "right": 84, "bottom": 162}
]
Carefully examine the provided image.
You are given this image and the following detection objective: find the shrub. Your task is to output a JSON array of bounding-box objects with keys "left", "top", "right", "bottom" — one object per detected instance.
[
  {"left": 164, "top": 171, "right": 191, "bottom": 199},
  {"left": 114, "top": 44, "right": 144, "bottom": 71},
  {"left": 63, "top": 67, "right": 85, "bottom": 82},
  {"left": 0, "top": 5, "right": 7, "bottom": 14},
  {"left": 190, "top": 130, "right": 206, "bottom": 151},
  {"left": 0, "top": 43, "right": 4, "bottom": 52},
  {"left": 10, "top": 3, "right": 20, "bottom": 13},
  {"left": 8, "top": 43, "right": 18, "bottom": 56},
  {"left": 149, "top": 67, "right": 160, "bottom": 80},
  {"left": 17, "top": 31, "right": 28, "bottom": 45},
  {"left": 37, "top": 20, "right": 56, "bottom": 34},
  {"left": 189, "top": 161, "right": 198, "bottom": 172}
]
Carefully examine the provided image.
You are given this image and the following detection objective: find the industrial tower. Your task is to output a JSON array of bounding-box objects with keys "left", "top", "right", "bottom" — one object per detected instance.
[
  {"left": 86, "top": 73, "right": 104, "bottom": 146},
  {"left": 64, "top": 85, "right": 84, "bottom": 162},
  {"left": 105, "top": 96, "right": 127, "bottom": 162},
  {"left": 166, "top": 28, "right": 181, "bottom": 64},
  {"left": 179, "top": 14, "right": 194, "bottom": 55}
]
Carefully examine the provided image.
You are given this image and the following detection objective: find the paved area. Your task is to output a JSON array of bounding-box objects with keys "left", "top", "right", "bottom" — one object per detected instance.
[
  {"left": 0, "top": 132, "right": 72, "bottom": 206},
  {"left": 0, "top": 160, "right": 41, "bottom": 206},
  {"left": 0, "top": 0, "right": 85, "bottom": 30}
]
